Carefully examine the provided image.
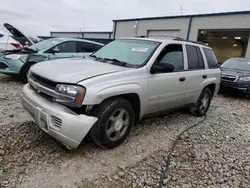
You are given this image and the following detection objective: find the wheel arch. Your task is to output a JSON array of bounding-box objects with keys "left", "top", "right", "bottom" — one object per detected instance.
[
  {"left": 19, "top": 61, "right": 38, "bottom": 75},
  {"left": 93, "top": 93, "right": 141, "bottom": 123},
  {"left": 204, "top": 83, "right": 216, "bottom": 97}
]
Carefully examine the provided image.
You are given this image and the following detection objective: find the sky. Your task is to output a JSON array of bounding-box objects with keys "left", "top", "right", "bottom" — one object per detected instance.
[{"left": 0, "top": 0, "right": 250, "bottom": 37}]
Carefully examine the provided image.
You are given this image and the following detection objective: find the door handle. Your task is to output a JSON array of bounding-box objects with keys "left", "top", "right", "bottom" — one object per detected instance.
[
  {"left": 203, "top": 75, "right": 207, "bottom": 79},
  {"left": 179, "top": 77, "right": 186, "bottom": 82}
]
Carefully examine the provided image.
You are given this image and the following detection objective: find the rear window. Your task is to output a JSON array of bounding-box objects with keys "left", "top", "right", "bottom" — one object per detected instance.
[
  {"left": 186, "top": 45, "right": 205, "bottom": 70},
  {"left": 203, "top": 48, "right": 218, "bottom": 68}
]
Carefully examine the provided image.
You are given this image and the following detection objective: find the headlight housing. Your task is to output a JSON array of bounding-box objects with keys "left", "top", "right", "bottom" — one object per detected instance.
[
  {"left": 239, "top": 76, "right": 250, "bottom": 82},
  {"left": 5, "top": 54, "right": 28, "bottom": 62},
  {"left": 55, "top": 84, "right": 86, "bottom": 107}
]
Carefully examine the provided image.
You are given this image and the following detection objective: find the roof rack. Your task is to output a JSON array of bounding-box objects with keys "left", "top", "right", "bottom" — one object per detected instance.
[
  {"left": 136, "top": 35, "right": 208, "bottom": 46},
  {"left": 173, "top": 37, "right": 207, "bottom": 46}
]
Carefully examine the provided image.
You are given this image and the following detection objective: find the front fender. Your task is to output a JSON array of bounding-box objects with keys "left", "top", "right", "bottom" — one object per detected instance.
[
  {"left": 27, "top": 54, "right": 48, "bottom": 63},
  {"left": 84, "top": 83, "right": 144, "bottom": 104},
  {"left": 83, "top": 83, "right": 146, "bottom": 117}
]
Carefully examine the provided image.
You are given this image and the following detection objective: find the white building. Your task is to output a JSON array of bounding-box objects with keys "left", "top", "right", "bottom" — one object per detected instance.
[{"left": 113, "top": 11, "right": 250, "bottom": 63}]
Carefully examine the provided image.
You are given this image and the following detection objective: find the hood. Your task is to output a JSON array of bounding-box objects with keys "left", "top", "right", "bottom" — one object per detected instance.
[
  {"left": 30, "top": 58, "right": 130, "bottom": 83},
  {"left": 4, "top": 23, "right": 34, "bottom": 46},
  {"left": 221, "top": 67, "right": 250, "bottom": 77}
]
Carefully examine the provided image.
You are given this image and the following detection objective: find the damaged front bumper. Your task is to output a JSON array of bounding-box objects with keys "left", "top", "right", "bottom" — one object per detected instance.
[{"left": 21, "top": 84, "right": 98, "bottom": 149}]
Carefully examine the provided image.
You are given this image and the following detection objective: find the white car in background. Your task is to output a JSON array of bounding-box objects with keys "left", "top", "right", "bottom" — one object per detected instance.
[
  {"left": 0, "top": 23, "right": 35, "bottom": 51},
  {"left": 0, "top": 32, "right": 22, "bottom": 51}
]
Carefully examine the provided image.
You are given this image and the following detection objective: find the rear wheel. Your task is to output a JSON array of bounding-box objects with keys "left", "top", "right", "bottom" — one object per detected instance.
[
  {"left": 90, "top": 98, "right": 135, "bottom": 149},
  {"left": 190, "top": 88, "right": 212, "bottom": 117}
]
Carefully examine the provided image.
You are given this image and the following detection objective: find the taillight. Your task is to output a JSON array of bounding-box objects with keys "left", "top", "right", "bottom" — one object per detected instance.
[{"left": 11, "top": 43, "right": 21, "bottom": 49}]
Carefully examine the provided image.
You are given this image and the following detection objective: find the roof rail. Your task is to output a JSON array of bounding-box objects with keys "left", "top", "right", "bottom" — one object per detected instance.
[
  {"left": 136, "top": 36, "right": 207, "bottom": 46},
  {"left": 147, "top": 35, "right": 185, "bottom": 40},
  {"left": 136, "top": 35, "right": 147, "bottom": 38},
  {"left": 173, "top": 38, "right": 207, "bottom": 46}
]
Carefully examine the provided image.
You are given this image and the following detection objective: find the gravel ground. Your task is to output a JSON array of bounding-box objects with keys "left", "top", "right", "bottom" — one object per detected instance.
[
  {"left": 0, "top": 75, "right": 29, "bottom": 125},
  {"left": 77, "top": 94, "right": 250, "bottom": 188},
  {"left": 0, "top": 74, "right": 250, "bottom": 188}
]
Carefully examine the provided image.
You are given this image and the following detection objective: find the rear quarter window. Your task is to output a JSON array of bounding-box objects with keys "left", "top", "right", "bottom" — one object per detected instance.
[{"left": 203, "top": 48, "right": 219, "bottom": 68}]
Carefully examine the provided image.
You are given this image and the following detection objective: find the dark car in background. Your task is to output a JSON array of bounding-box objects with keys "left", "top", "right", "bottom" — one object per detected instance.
[{"left": 220, "top": 57, "right": 250, "bottom": 96}]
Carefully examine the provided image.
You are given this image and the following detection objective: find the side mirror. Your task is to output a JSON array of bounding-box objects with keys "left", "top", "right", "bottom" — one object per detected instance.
[
  {"left": 51, "top": 48, "right": 60, "bottom": 53},
  {"left": 150, "top": 63, "right": 174, "bottom": 74}
]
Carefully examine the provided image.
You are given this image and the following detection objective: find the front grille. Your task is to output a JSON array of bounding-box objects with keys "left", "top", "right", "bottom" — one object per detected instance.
[
  {"left": 30, "top": 83, "right": 53, "bottom": 101},
  {"left": 52, "top": 116, "right": 62, "bottom": 128},
  {"left": 221, "top": 74, "right": 237, "bottom": 82},
  {"left": 39, "top": 92, "right": 53, "bottom": 101},
  {"left": 30, "top": 72, "right": 57, "bottom": 90},
  {"left": 0, "top": 62, "right": 8, "bottom": 69}
]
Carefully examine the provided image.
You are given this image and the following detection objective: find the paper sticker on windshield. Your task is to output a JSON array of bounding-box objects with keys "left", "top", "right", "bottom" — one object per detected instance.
[{"left": 131, "top": 48, "right": 148, "bottom": 52}]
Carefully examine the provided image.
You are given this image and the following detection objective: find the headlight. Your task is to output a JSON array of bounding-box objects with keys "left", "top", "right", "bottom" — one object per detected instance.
[
  {"left": 55, "top": 84, "right": 86, "bottom": 106},
  {"left": 5, "top": 54, "right": 27, "bottom": 62},
  {"left": 239, "top": 76, "right": 250, "bottom": 82}
]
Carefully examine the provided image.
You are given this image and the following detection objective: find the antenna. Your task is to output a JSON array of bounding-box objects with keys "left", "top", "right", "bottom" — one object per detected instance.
[
  {"left": 180, "top": 6, "right": 183, "bottom": 14},
  {"left": 83, "top": 20, "right": 85, "bottom": 32},
  {"left": 79, "top": 28, "right": 82, "bottom": 38}
]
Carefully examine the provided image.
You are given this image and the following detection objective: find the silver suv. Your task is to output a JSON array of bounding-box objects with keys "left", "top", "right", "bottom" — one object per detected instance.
[{"left": 21, "top": 37, "right": 221, "bottom": 149}]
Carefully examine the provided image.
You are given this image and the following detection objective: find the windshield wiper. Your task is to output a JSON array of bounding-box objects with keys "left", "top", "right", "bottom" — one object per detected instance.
[{"left": 103, "top": 58, "right": 128, "bottom": 67}]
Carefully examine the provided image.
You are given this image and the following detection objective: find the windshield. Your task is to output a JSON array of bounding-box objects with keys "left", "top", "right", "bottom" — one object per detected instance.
[
  {"left": 29, "top": 38, "right": 62, "bottom": 50},
  {"left": 221, "top": 58, "right": 250, "bottom": 71},
  {"left": 92, "top": 39, "right": 160, "bottom": 66}
]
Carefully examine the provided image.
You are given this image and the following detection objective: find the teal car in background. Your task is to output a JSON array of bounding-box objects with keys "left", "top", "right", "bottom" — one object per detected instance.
[{"left": 0, "top": 36, "right": 103, "bottom": 82}]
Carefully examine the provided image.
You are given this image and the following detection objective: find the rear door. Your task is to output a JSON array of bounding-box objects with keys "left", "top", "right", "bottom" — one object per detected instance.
[
  {"left": 183, "top": 44, "right": 208, "bottom": 104},
  {"left": 48, "top": 41, "right": 77, "bottom": 60}
]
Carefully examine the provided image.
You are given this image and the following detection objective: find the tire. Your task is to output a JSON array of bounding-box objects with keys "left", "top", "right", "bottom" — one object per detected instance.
[
  {"left": 190, "top": 88, "right": 212, "bottom": 117},
  {"left": 90, "top": 98, "right": 135, "bottom": 149},
  {"left": 20, "top": 65, "right": 31, "bottom": 83}
]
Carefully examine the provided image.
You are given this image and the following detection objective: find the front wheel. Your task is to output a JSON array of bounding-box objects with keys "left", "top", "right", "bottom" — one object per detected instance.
[
  {"left": 190, "top": 88, "right": 212, "bottom": 117},
  {"left": 90, "top": 98, "right": 135, "bottom": 149}
]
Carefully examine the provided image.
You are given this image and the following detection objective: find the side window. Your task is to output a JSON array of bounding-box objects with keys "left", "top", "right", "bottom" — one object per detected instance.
[
  {"left": 197, "top": 47, "right": 205, "bottom": 68},
  {"left": 54, "top": 41, "right": 76, "bottom": 53},
  {"left": 157, "top": 44, "right": 184, "bottom": 72},
  {"left": 94, "top": 44, "right": 102, "bottom": 51},
  {"left": 203, "top": 48, "right": 219, "bottom": 68},
  {"left": 186, "top": 45, "right": 205, "bottom": 70},
  {"left": 77, "top": 42, "right": 96, "bottom": 53}
]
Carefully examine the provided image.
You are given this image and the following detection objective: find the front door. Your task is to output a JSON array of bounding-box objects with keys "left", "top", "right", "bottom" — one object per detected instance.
[
  {"left": 48, "top": 41, "right": 77, "bottom": 60},
  {"left": 146, "top": 44, "right": 187, "bottom": 114}
]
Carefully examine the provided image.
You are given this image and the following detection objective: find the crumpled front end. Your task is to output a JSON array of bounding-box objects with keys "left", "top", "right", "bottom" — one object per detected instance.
[{"left": 21, "top": 84, "right": 98, "bottom": 149}]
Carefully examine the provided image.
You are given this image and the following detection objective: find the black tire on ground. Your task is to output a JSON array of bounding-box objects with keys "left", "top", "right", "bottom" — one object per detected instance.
[
  {"left": 20, "top": 65, "right": 31, "bottom": 83},
  {"left": 190, "top": 88, "right": 212, "bottom": 117},
  {"left": 90, "top": 98, "right": 135, "bottom": 149}
]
